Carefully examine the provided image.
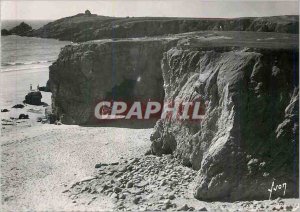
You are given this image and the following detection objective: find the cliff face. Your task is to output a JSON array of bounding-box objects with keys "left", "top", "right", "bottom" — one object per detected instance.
[
  {"left": 49, "top": 38, "right": 177, "bottom": 124},
  {"left": 50, "top": 31, "right": 298, "bottom": 201},
  {"left": 151, "top": 43, "right": 299, "bottom": 200},
  {"left": 30, "top": 15, "right": 299, "bottom": 42}
]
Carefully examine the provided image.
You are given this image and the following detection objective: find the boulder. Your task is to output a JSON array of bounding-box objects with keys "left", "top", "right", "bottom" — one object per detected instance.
[
  {"left": 24, "top": 91, "right": 42, "bottom": 105},
  {"left": 12, "top": 104, "right": 25, "bottom": 109},
  {"left": 38, "top": 85, "right": 51, "bottom": 92},
  {"left": 19, "top": 114, "right": 29, "bottom": 119},
  {"left": 1, "top": 109, "right": 9, "bottom": 112}
]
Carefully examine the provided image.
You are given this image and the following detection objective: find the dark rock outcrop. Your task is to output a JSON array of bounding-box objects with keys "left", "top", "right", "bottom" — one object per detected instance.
[
  {"left": 24, "top": 91, "right": 42, "bottom": 105},
  {"left": 18, "top": 114, "right": 29, "bottom": 119},
  {"left": 29, "top": 15, "right": 298, "bottom": 42},
  {"left": 12, "top": 104, "right": 25, "bottom": 109},
  {"left": 2, "top": 22, "right": 33, "bottom": 36}
]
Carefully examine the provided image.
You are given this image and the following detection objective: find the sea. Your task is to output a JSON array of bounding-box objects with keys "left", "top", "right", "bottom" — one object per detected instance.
[{"left": 0, "top": 21, "right": 70, "bottom": 108}]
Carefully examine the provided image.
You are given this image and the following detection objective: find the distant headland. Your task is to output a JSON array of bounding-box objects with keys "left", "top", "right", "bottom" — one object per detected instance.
[
  {"left": 1, "top": 22, "right": 33, "bottom": 36},
  {"left": 1, "top": 10, "right": 299, "bottom": 42}
]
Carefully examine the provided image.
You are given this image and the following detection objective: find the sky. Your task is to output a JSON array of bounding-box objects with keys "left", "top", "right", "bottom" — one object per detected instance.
[{"left": 1, "top": 0, "right": 299, "bottom": 20}]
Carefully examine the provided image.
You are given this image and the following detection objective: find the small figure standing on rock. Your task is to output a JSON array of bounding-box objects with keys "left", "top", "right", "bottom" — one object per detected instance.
[{"left": 30, "top": 84, "right": 32, "bottom": 91}]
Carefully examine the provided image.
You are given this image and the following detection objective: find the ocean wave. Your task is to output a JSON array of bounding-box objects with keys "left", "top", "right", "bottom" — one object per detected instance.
[
  {"left": 0, "top": 65, "right": 50, "bottom": 73},
  {"left": 1, "top": 60, "right": 54, "bottom": 67}
]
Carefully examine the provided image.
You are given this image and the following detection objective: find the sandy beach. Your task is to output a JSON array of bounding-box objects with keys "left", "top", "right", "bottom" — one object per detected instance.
[{"left": 1, "top": 113, "right": 154, "bottom": 210}]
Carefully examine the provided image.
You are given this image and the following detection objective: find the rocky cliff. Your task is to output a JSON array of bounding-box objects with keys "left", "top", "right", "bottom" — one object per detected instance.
[
  {"left": 151, "top": 34, "right": 299, "bottom": 201},
  {"left": 49, "top": 31, "right": 298, "bottom": 201},
  {"left": 29, "top": 14, "right": 299, "bottom": 42},
  {"left": 49, "top": 37, "right": 178, "bottom": 124}
]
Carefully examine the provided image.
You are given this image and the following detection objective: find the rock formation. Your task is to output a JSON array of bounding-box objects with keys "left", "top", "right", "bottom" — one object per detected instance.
[
  {"left": 24, "top": 91, "right": 42, "bottom": 105},
  {"left": 1, "top": 22, "right": 33, "bottom": 36},
  {"left": 150, "top": 36, "right": 299, "bottom": 201},
  {"left": 48, "top": 38, "right": 178, "bottom": 124},
  {"left": 48, "top": 23, "right": 299, "bottom": 201}
]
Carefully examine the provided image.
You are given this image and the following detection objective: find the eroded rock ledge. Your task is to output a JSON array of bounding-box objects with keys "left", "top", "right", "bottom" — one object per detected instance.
[
  {"left": 50, "top": 31, "right": 299, "bottom": 201},
  {"left": 151, "top": 38, "right": 299, "bottom": 200}
]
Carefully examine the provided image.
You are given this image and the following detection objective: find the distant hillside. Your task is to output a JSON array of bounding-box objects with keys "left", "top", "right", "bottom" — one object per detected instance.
[{"left": 28, "top": 13, "right": 299, "bottom": 42}]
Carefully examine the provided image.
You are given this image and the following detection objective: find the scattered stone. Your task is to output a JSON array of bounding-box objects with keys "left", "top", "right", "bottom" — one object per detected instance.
[
  {"left": 55, "top": 120, "right": 62, "bottom": 125},
  {"left": 95, "top": 164, "right": 102, "bottom": 168},
  {"left": 119, "top": 166, "right": 127, "bottom": 172},
  {"left": 133, "top": 196, "right": 141, "bottom": 204},
  {"left": 18, "top": 114, "right": 29, "bottom": 119},
  {"left": 178, "top": 204, "right": 189, "bottom": 211},
  {"left": 164, "top": 199, "right": 171, "bottom": 205},
  {"left": 168, "top": 194, "right": 175, "bottom": 200},
  {"left": 199, "top": 207, "right": 208, "bottom": 211},
  {"left": 285, "top": 205, "right": 293, "bottom": 211},
  {"left": 79, "top": 176, "right": 97, "bottom": 183},
  {"left": 136, "top": 181, "right": 149, "bottom": 188},
  {"left": 110, "top": 162, "right": 119, "bottom": 165},
  {"left": 111, "top": 193, "right": 118, "bottom": 199},
  {"left": 162, "top": 199, "right": 172, "bottom": 210},
  {"left": 95, "top": 163, "right": 108, "bottom": 168},
  {"left": 115, "top": 172, "right": 123, "bottom": 178},
  {"left": 119, "top": 193, "right": 126, "bottom": 199},
  {"left": 12, "top": 104, "right": 24, "bottom": 109},
  {"left": 160, "top": 179, "right": 167, "bottom": 186},
  {"left": 67, "top": 155, "right": 204, "bottom": 211},
  {"left": 1, "top": 109, "right": 9, "bottom": 112},
  {"left": 113, "top": 187, "right": 122, "bottom": 193},
  {"left": 126, "top": 181, "right": 133, "bottom": 188}
]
